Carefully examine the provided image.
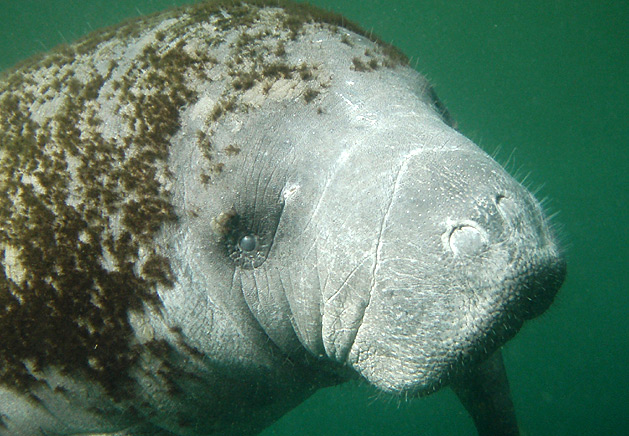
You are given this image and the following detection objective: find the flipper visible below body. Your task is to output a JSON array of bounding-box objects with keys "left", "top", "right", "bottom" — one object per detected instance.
[{"left": 452, "top": 350, "right": 520, "bottom": 436}]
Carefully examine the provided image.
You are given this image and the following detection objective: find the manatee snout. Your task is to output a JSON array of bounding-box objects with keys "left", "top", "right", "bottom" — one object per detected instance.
[
  {"left": 442, "top": 171, "right": 567, "bottom": 322},
  {"left": 348, "top": 145, "right": 566, "bottom": 395}
]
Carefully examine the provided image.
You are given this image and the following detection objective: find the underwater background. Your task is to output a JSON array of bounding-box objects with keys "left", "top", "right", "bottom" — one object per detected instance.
[{"left": 0, "top": 1, "right": 626, "bottom": 435}]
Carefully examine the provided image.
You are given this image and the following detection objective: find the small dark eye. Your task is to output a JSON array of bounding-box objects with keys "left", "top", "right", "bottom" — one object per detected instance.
[
  {"left": 238, "top": 235, "right": 257, "bottom": 252},
  {"left": 215, "top": 205, "right": 282, "bottom": 269}
]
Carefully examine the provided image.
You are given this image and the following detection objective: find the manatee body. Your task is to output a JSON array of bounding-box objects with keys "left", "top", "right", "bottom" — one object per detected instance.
[{"left": 0, "top": 1, "right": 565, "bottom": 435}]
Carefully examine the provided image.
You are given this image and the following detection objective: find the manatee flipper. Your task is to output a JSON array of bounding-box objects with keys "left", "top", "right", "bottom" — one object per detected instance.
[{"left": 451, "top": 350, "right": 520, "bottom": 436}]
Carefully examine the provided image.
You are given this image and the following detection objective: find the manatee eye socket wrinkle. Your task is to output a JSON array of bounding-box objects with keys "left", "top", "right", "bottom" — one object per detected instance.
[{"left": 0, "top": 1, "right": 566, "bottom": 436}]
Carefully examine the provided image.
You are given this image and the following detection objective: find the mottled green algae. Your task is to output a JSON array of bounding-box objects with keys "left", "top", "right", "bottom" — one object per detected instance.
[{"left": 0, "top": 0, "right": 409, "bottom": 401}]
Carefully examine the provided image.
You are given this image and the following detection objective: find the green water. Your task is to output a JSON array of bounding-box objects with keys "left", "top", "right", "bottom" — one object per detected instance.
[{"left": 1, "top": 1, "right": 627, "bottom": 435}]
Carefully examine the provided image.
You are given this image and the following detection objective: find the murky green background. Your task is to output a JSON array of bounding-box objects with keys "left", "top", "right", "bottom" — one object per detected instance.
[{"left": 1, "top": 1, "right": 627, "bottom": 435}]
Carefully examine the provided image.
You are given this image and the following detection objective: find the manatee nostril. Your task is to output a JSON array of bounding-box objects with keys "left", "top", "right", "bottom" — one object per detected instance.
[
  {"left": 495, "top": 193, "right": 519, "bottom": 224},
  {"left": 448, "top": 224, "right": 488, "bottom": 257}
]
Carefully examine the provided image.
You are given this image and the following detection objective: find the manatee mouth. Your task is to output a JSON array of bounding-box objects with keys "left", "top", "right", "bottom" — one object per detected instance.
[
  {"left": 507, "top": 251, "right": 567, "bottom": 321},
  {"left": 456, "top": 250, "right": 567, "bottom": 375},
  {"left": 348, "top": 245, "right": 566, "bottom": 398}
]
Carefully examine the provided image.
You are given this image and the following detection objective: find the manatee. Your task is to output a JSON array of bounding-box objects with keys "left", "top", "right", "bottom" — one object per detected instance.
[{"left": 0, "top": 1, "right": 566, "bottom": 435}]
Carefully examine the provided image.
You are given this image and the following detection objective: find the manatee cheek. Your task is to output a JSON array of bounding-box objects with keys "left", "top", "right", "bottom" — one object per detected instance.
[{"left": 347, "top": 286, "right": 458, "bottom": 396}]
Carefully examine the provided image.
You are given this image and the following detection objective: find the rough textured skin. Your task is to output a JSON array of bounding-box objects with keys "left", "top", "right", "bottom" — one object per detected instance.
[{"left": 0, "top": 1, "right": 565, "bottom": 435}]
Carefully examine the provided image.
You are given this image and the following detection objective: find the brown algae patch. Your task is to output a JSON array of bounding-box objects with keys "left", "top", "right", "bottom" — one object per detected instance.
[{"left": 0, "top": 0, "right": 409, "bottom": 400}]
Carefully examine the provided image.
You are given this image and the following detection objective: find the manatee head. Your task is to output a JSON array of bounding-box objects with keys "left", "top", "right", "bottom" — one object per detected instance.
[{"left": 160, "top": 11, "right": 567, "bottom": 399}]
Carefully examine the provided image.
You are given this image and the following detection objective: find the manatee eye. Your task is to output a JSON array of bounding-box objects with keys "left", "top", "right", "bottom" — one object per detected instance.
[
  {"left": 214, "top": 198, "right": 284, "bottom": 269},
  {"left": 238, "top": 235, "right": 257, "bottom": 252},
  {"left": 213, "top": 210, "right": 273, "bottom": 269}
]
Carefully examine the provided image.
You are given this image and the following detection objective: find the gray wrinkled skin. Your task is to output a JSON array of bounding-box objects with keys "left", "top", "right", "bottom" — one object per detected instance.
[{"left": 0, "top": 1, "right": 565, "bottom": 435}]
